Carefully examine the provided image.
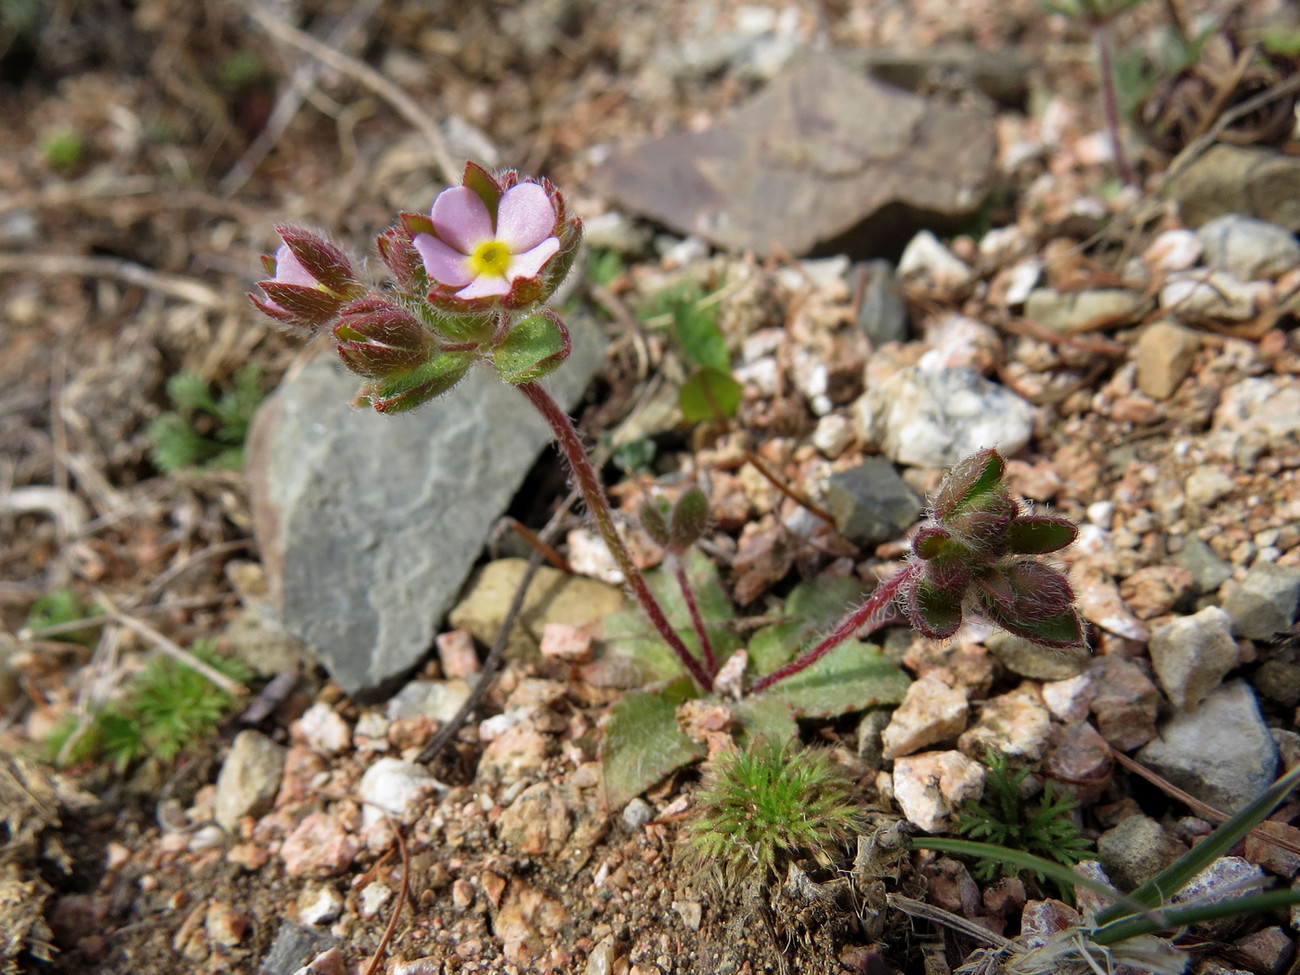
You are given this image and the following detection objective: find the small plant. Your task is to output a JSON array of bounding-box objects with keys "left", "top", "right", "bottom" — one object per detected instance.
[
  {"left": 149, "top": 363, "right": 263, "bottom": 472},
  {"left": 247, "top": 164, "right": 1085, "bottom": 808},
  {"left": 644, "top": 280, "right": 743, "bottom": 424},
  {"left": 40, "top": 129, "right": 86, "bottom": 172},
  {"left": 23, "top": 588, "right": 101, "bottom": 647},
  {"left": 954, "top": 750, "right": 1092, "bottom": 890},
  {"left": 1037, "top": 0, "right": 1150, "bottom": 184},
  {"left": 45, "top": 640, "right": 252, "bottom": 770},
  {"left": 687, "top": 736, "right": 861, "bottom": 885}
]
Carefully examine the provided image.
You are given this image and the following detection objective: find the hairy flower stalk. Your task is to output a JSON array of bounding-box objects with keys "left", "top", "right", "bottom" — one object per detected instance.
[{"left": 517, "top": 381, "right": 713, "bottom": 691}]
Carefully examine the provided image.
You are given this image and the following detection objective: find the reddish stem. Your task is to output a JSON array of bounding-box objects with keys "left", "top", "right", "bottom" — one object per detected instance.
[
  {"left": 517, "top": 381, "right": 713, "bottom": 691},
  {"left": 1092, "top": 21, "right": 1135, "bottom": 186},
  {"left": 750, "top": 566, "right": 915, "bottom": 694},
  {"left": 673, "top": 555, "right": 716, "bottom": 676}
]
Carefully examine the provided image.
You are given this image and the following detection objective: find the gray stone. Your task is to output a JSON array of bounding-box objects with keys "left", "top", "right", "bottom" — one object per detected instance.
[
  {"left": 986, "top": 631, "right": 1089, "bottom": 681},
  {"left": 1196, "top": 214, "right": 1300, "bottom": 280},
  {"left": 1255, "top": 660, "right": 1300, "bottom": 708},
  {"left": 1136, "top": 681, "right": 1278, "bottom": 814},
  {"left": 1024, "top": 289, "right": 1144, "bottom": 333},
  {"left": 1160, "top": 270, "right": 1265, "bottom": 321},
  {"left": 1134, "top": 321, "right": 1199, "bottom": 401},
  {"left": 1222, "top": 562, "right": 1300, "bottom": 641},
  {"left": 1166, "top": 144, "right": 1300, "bottom": 231},
  {"left": 1148, "top": 606, "right": 1239, "bottom": 711},
  {"left": 594, "top": 56, "right": 995, "bottom": 258},
  {"left": 852, "top": 260, "right": 909, "bottom": 346},
  {"left": 855, "top": 708, "right": 893, "bottom": 768},
  {"left": 1175, "top": 538, "right": 1232, "bottom": 600},
  {"left": 259, "top": 922, "right": 335, "bottom": 975},
  {"left": 854, "top": 366, "right": 1035, "bottom": 468},
  {"left": 1097, "top": 815, "right": 1187, "bottom": 891},
  {"left": 246, "top": 313, "right": 605, "bottom": 694},
  {"left": 385, "top": 679, "right": 472, "bottom": 722},
  {"left": 842, "top": 46, "right": 1032, "bottom": 109},
  {"left": 823, "top": 457, "right": 922, "bottom": 546},
  {"left": 214, "top": 730, "right": 286, "bottom": 832}
]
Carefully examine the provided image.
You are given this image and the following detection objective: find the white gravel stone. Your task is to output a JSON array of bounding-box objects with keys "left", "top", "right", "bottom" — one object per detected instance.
[
  {"left": 298, "top": 884, "right": 344, "bottom": 926},
  {"left": 1141, "top": 228, "right": 1202, "bottom": 272},
  {"left": 881, "top": 675, "right": 968, "bottom": 760},
  {"left": 811, "top": 413, "right": 854, "bottom": 459},
  {"left": 854, "top": 366, "right": 1035, "bottom": 468},
  {"left": 622, "top": 797, "right": 654, "bottom": 830},
  {"left": 1196, "top": 214, "right": 1300, "bottom": 280},
  {"left": 892, "top": 750, "right": 985, "bottom": 832},
  {"left": 358, "top": 758, "right": 443, "bottom": 827},
  {"left": 214, "top": 730, "right": 286, "bottom": 832},
  {"left": 1160, "top": 270, "right": 1268, "bottom": 321},
  {"left": 1041, "top": 674, "right": 1095, "bottom": 724},
  {"left": 298, "top": 702, "right": 351, "bottom": 756},
  {"left": 898, "top": 230, "right": 973, "bottom": 293}
]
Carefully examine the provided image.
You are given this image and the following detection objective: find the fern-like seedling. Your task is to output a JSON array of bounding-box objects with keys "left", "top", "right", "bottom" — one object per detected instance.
[
  {"left": 955, "top": 750, "right": 1092, "bottom": 893},
  {"left": 686, "top": 736, "right": 862, "bottom": 886},
  {"left": 149, "top": 364, "right": 263, "bottom": 472}
]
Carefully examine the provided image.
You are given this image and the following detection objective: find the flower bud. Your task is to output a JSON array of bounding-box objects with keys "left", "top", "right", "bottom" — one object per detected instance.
[
  {"left": 332, "top": 297, "right": 435, "bottom": 379},
  {"left": 354, "top": 351, "right": 474, "bottom": 413},
  {"left": 249, "top": 225, "right": 363, "bottom": 332},
  {"left": 668, "top": 487, "right": 710, "bottom": 552}
]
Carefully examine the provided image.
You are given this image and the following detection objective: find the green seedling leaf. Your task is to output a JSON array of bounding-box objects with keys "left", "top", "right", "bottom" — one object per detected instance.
[
  {"left": 679, "top": 367, "right": 742, "bottom": 424},
  {"left": 931, "top": 448, "right": 1005, "bottom": 520},
  {"left": 673, "top": 299, "right": 729, "bottom": 371},
  {"left": 601, "top": 677, "right": 706, "bottom": 808},
  {"left": 749, "top": 578, "right": 910, "bottom": 719},
  {"left": 591, "top": 550, "right": 740, "bottom": 687},
  {"left": 1093, "top": 889, "right": 1300, "bottom": 946}
]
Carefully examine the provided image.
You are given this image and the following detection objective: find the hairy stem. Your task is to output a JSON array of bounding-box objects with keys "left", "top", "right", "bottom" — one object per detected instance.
[
  {"left": 673, "top": 555, "right": 716, "bottom": 677},
  {"left": 750, "top": 566, "right": 914, "bottom": 694},
  {"left": 1093, "top": 21, "right": 1135, "bottom": 186},
  {"left": 517, "top": 380, "right": 713, "bottom": 691}
]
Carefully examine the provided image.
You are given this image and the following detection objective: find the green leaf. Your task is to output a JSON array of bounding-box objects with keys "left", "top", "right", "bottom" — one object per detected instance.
[
  {"left": 166, "top": 372, "right": 217, "bottom": 414},
  {"left": 748, "top": 578, "right": 909, "bottom": 719},
  {"left": 601, "top": 678, "right": 706, "bottom": 808},
  {"left": 679, "top": 367, "right": 742, "bottom": 423},
  {"left": 673, "top": 300, "right": 729, "bottom": 371},
  {"left": 931, "top": 449, "right": 1006, "bottom": 519},
  {"left": 732, "top": 695, "right": 798, "bottom": 744},
  {"left": 493, "top": 311, "right": 569, "bottom": 384},
  {"left": 1005, "top": 516, "right": 1078, "bottom": 555}
]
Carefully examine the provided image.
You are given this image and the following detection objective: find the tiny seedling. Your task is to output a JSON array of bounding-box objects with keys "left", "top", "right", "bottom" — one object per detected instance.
[
  {"left": 41, "top": 129, "right": 86, "bottom": 172},
  {"left": 45, "top": 639, "right": 252, "bottom": 770},
  {"left": 23, "top": 588, "right": 102, "bottom": 647},
  {"left": 954, "top": 750, "right": 1092, "bottom": 891},
  {"left": 149, "top": 363, "right": 263, "bottom": 472},
  {"left": 686, "top": 736, "right": 862, "bottom": 885}
]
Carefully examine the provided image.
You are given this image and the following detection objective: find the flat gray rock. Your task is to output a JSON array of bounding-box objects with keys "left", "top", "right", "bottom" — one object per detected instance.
[
  {"left": 823, "top": 456, "right": 921, "bottom": 546},
  {"left": 594, "top": 56, "right": 995, "bottom": 257},
  {"left": 1136, "top": 680, "right": 1278, "bottom": 814},
  {"left": 247, "top": 314, "right": 606, "bottom": 694}
]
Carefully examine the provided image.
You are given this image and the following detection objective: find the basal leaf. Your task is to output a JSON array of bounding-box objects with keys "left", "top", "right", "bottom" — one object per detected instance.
[
  {"left": 679, "top": 367, "right": 742, "bottom": 423},
  {"left": 601, "top": 678, "right": 706, "bottom": 808}
]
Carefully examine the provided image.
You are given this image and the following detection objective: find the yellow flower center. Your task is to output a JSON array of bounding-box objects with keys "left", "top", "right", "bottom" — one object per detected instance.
[{"left": 468, "top": 240, "right": 512, "bottom": 278}]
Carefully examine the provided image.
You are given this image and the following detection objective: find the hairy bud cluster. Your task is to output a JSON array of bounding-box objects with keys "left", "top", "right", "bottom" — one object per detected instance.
[{"left": 902, "top": 449, "right": 1084, "bottom": 649}]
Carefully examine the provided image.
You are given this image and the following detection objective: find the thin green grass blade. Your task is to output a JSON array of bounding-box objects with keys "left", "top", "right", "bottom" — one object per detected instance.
[
  {"left": 1092, "top": 888, "right": 1300, "bottom": 945},
  {"left": 912, "top": 837, "right": 1150, "bottom": 918},
  {"left": 1093, "top": 763, "right": 1300, "bottom": 925}
]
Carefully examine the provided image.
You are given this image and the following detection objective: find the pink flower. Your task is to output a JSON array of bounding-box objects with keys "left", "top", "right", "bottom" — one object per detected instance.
[{"left": 413, "top": 181, "right": 561, "bottom": 301}]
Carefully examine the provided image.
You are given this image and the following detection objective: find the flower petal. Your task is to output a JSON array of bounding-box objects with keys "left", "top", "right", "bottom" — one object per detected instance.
[
  {"left": 455, "top": 275, "right": 512, "bottom": 299},
  {"left": 414, "top": 233, "right": 475, "bottom": 287},
  {"left": 431, "top": 186, "right": 493, "bottom": 253},
  {"left": 506, "top": 236, "right": 560, "bottom": 281},
  {"left": 273, "top": 244, "right": 318, "bottom": 288},
  {"left": 496, "top": 183, "right": 556, "bottom": 252}
]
